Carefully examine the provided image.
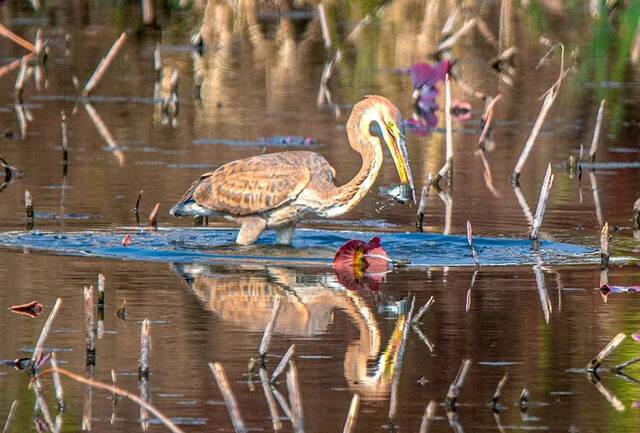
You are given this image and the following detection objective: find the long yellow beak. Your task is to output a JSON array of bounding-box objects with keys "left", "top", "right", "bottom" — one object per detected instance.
[{"left": 385, "top": 122, "right": 415, "bottom": 202}]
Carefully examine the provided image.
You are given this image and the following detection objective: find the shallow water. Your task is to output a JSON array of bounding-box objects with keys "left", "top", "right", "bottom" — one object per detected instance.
[{"left": 1, "top": 1, "right": 640, "bottom": 432}]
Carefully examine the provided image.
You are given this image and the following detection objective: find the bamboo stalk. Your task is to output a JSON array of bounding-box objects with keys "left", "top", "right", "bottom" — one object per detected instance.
[
  {"left": 83, "top": 33, "right": 127, "bottom": 96},
  {"left": 586, "top": 332, "right": 626, "bottom": 372},
  {"left": 600, "top": 222, "right": 610, "bottom": 270},
  {"left": 529, "top": 164, "right": 554, "bottom": 242},
  {"left": 259, "top": 295, "right": 282, "bottom": 359},
  {"left": 418, "top": 400, "right": 437, "bottom": 433},
  {"left": 36, "top": 367, "right": 186, "bottom": 433},
  {"left": 286, "top": 360, "right": 304, "bottom": 433},
  {"left": 342, "top": 393, "right": 360, "bottom": 433},
  {"left": 435, "top": 75, "right": 453, "bottom": 185},
  {"left": 416, "top": 174, "right": 433, "bottom": 232},
  {"left": 271, "top": 344, "right": 295, "bottom": 384},
  {"left": 466, "top": 221, "right": 480, "bottom": 267},
  {"left": 412, "top": 296, "right": 435, "bottom": 324},
  {"left": 84, "top": 286, "right": 96, "bottom": 365},
  {"left": 31, "top": 298, "right": 63, "bottom": 370},
  {"left": 139, "top": 319, "right": 151, "bottom": 379},
  {"left": 209, "top": 362, "right": 247, "bottom": 433},
  {"left": 258, "top": 369, "right": 282, "bottom": 431},
  {"left": 445, "top": 359, "right": 472, "bottom": 410},
  {"left": 50, "top": 353, "right": 64, "bottom": 410},
  {"left": 2, "top": 400, "right": 18, "bottom": 433},
  {"left": 490, "top": 373, "right": 508, "bottom": 410},
  {"left": 589, "top": 100, "right": 606, "bottom": 162}
]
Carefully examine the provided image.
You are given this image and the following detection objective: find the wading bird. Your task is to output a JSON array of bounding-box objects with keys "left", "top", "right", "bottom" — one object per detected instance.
[{"left": 170, "top": 95, "right": 414, "bottom": 245}]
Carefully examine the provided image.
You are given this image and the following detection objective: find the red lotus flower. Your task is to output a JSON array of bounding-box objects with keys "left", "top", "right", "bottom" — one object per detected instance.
[
  {"left": 333, "top": 237, "right": 390, "bottom": 291},
  {"left": 9, "top": 301, "right": 44, "bottom": 318}
]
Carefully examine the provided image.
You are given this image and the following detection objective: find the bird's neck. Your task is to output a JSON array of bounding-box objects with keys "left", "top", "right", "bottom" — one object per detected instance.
[{"left": 324, "top": 108, "right": 383, "bottom": 217}]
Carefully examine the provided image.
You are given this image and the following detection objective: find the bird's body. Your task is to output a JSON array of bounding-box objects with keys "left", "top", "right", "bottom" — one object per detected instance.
[{"left": 170, "top": 95, "right": 413, "bottom": 245}]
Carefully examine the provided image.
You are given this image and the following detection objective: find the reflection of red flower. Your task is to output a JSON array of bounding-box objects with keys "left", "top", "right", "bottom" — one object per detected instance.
[
  {"left": 9, "top": 301, "right": 44, "bottom": 318},
  {"left": 333, "top": 237, "right": 390, "bottom": 291}
]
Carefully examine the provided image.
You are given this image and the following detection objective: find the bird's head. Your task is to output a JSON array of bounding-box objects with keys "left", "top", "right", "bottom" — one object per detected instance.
[{"left": 365, "top": 96, "right": 415, "bottom": 201}]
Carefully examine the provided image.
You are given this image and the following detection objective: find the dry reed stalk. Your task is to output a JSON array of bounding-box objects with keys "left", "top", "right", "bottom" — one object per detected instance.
[
  {"left": 135, "top": 190, "right": 144, "bottom": 223},
  {"left": 592, "top": 380, "right": 625, "bottom": 412},
  {"left": 84, "top": 286, "right": 96, "bottom": 365},
  {"left": 600, "top": 222, "right": 610, "bottom": 270},
  {"left": 632, "top": 17, "right": 640, "bottom": 64},
  {"left": 418, "top": 400, "right": 437, "bottom": 433},
  {"left": 140, "top": 368, "right": 150, "bottom": 431},
  {"left": 149, "top": 202, "right": 160, "bottom": 230},
  {"left": 464, "top": 8, "right": 497, "bottom": 47},
  {"left": 0, "top": 57, "right": 25, "bottom": 80},
  {"left": 50, "top": 353, "right": 64, "bottom": 410},
  {"left": 589, "top": 100, "right": 606, "bottom": 162},
  {"left": 445, "top": 359, "right": 472, "bottom": 410},
  {"left": 633, "top": 198, "right": 640, "bottom": 230},
  {"left": 153, "top": 43, "right": 162, "bottom": 81},
  {"left": 317, "top": 3, "right": 331, "bottom": 49},
  {"left": 389, "top": 296, "right": 416, "bottom": 421},
  {"left": 518, "top": 388, "right": 529, "bottom": 411},
  {"left": 83, "top": 33, "right": 127, "bottom": 96},
  {"left": 97, "top": 273, "right": 105, "bottom": 307},
  {"left": 24, "top": 189, "right": 34, "bottom": 220},
  {"left": 435, "top": 75, "right": 453, "bottom": 184},
  {"left": 271, "top": 344, "right": 295, "bottom": 384},
  {"left": 416, "top": 173, "right": 433, "bottom": 232},
  {"left": 477, "top": 149, "right": 499, "bottom": 197},
  {"left": 15, "top": 102, "right": 29, "bottom": 140},
  {"left": 346, "top": 15, "right": 371, "bottom": 43},
  {"left": 139, "top": 319, "right": 151, "bottom": 379},
  {"left": 0, "top": 23, "right": 35, "bottom": 52},
  {"left": 286, "top": 360, "right": 304, "bottom": 433},
  {"left": 587, "top": 332, "right": 626, "bottom": 372},
  {"left": 588, "top": 172, "right": 604, "bottom": 227},
  {"left": 61, "top": 111, "right": 68, "bottom": 175},
  {"left": 466, "top": 269, "right": 478, "bottom": 313},
  {"left": 467, "top": 221, "right": 480, "bottom": 267},
  {"left": 412, "top": 324, "right": 434, "bottom": 353},
  {"left": 534, "top": 265, "right": 551, "bottom": 324},
  {"left": 14, "top": 58, "right": 29, "bottom": 102},
  {"left": 141, "top": 0, "right": 155, "bottom": 25},
  {"left": 342, "top": 393, "right": 360, "bottom": 433},
  {"left": 412, "top": 296, "right": 435, "bottom": 324},
  {"left": 2, "top": 401, "right": 17, "bottom": 433},
  {"left": 209, "top": 362, "right": 247, "bottom": 433},
  {"left": 31, "top": 298, "right": 63, "bottom": 369},
  {"left": 37, "top": 367, "right": 186, "bottom": 433},
  {"left": 478, "top": 94, "right": 502, "bottom": 147},
  {"left": 615, "top": 357, "right": 640, "bottom": 371},
  {"left": 33, "top": 379, "right": 56, "bottom": 433},
  {"left": 499, "top": 0, "right": 513, "bottom": 51},
  {"left": 529, "top": 164, "right": 554, "bottom": 242},
  {"left": 271, "top": 386, "right": 293, "bottom": 421},
  {"left": 436, "top": 18, "right": 476, "bottom": 53},
  {"left": 512, "top": 92, "right": 555, "bottom": 184},
  {"left": 258, "top": 369, "right": 282, "bottom": 431},
  {"left": 258, "top": 295, "right": 282, "bottom": 359},
  {"left": 83, "top": 102, "right": 124, "bottom": 165},
  {"left": 490, "top": 373, "right": 508, "bottom": 410},
  {"left": 317, "top": 50, "right": 341, "bottom": 107}
]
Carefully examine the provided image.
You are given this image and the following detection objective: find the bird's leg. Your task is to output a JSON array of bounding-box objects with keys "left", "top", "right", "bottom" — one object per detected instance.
[
  {"left": 236, "top": 217, "right": 267, "bottom": 245},
  {"left": 275, "top": 224, "right": 296, "bottom": 245}
]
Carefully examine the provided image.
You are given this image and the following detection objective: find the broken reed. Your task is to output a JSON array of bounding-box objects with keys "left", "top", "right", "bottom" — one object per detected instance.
[
  {"left": 600, "top": 222, "right": 610, "bottom": 270},
  {"left": 490, "top": 373, "right": 508, "bottom": 410},
  {"left": 50, "top": 353, "right": 64, "bottom": 410},
  {"left": 83, "top": 32, "right": 127, "bottom": 96},
  {"left": 209, "top": 362, "right": 247, "bottom": 433},
  {"left": 418, "top": 400, "right": 437, "bottom": 433},
  {"left": 416, "top": 173, "right": 433, "bottom": 232},
  {"left": 258, "top": 368, "right": 282, "bottom": 431},
  {"left": 342, "top": 393, "right": 360, "bottom": 433},
  {"left": 466, "top": 220, "right": 479, "bottom": 267},
  {"left": 445, "top": 359, "right": 472, "bottom": 410},
  {"left": 2, "top": 400, "right": 18, "bottom": 433},
  {"left": 271, "top": 344, "right": 295, "bottom": 384},
  {"left": 587, "top": 332, "right": 626, "bottom": 372},
  {"left": 258, "top": 295, "right": 282, "bottom": 361},
  {"left": 412, "top": 296, "right": 435, "bottom": 324},
  {"left": 139, "top": 319, "right": 151, "bottom": 379},
  {"left": 286, "top": 360, "right": 305, "bottom": 433},
  {"left": 84, "top": 286, "right": 96, "bottom": 365},
  {"left": 61, "top": 111, "right": 68, "bottom": 175},
  {"left": 31, "top": 297, "right": 63, "bottom": 371},
  {"left": 529, "top": 164, "right": 554, "bottom": 242},
  {"left": 589, "top": 99, "right": 606, "bottom": 162}
]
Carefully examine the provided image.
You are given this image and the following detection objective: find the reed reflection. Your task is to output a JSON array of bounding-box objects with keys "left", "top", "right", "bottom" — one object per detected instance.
[{"left": 172, "top": 262, "right": 410, "bottom": 401}]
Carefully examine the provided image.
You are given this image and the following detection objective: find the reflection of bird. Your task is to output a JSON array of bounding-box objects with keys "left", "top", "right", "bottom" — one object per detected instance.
[
  {"left": 170, "top": 96, "right": 414, "bottom": 245},
  {"left": 172, "top": 263, "right": 409, "bottom": 400}
]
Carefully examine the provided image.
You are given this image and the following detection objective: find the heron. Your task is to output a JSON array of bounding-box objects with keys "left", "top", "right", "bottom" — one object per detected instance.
[{"left": 169, "top": 95, "right": 414, "bottom": 245}]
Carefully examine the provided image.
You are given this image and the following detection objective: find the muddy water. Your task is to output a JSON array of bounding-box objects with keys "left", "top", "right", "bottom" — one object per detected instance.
[{"left": 1, "top": 1, "right": 640, "bottom": 432}]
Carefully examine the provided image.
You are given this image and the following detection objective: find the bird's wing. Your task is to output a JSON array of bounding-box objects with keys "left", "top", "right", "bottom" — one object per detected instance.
[{"left": 189, "top": 156, "right": 312, "bottom": 216}]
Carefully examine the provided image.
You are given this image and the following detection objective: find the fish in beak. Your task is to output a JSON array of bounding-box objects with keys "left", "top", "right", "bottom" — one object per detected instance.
[{"left": 384, "top": 120, "right": 416, "bottom": 203}]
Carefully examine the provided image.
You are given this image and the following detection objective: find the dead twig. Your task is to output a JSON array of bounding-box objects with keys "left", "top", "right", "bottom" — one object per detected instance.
[
  {"left": 529, "top": 164, "right": 554, "bottom": 242},
  {"left": 271, "top": 344, "right": 295, "bottom": 384},
  {"left": 83, "top": 33, "right": 127, "bottom": 96},
  {"left": 258, "top": 295, "right": 282, "bottom": 361},
  {"left": 445, "top": 359, "right": 472, "bottom": 410},
  {"left": 586, "top": 333, "right": 626, "bottom": 372},
  {"left": 589, "top": 99, "right": 606, "bottom": 162},
  {"left": 490, "top": 373, "right": 508, "bottom": 410},
  {"left": 209, "top": 362, "right": 247, "bottom": 433},
  {"left": 31, "top": 298, "right": 63, "bottom": 371}
]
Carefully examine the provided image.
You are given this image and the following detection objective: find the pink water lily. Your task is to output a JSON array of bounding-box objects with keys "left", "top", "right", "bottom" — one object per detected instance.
[{"left": 333, "top": 237, "right": 390, "bottom": 291}]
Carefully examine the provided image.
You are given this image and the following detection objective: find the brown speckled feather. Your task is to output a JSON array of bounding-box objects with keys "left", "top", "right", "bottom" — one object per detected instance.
[{"left": 185, "top": 152, "right": 337, "bottom": 216}]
